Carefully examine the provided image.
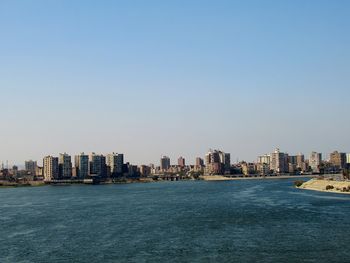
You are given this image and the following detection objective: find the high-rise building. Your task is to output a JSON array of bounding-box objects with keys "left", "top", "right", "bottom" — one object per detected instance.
[
  {"left": 196, "top": 157, "right": 204, "bottom": 167},
  {"left": 59, "top": 153, "right": 72, "bottom": 179},
  {"left": 309, "top": 152, "right": 322, "bottom": 173},
  {"left": 224, "top": 153, "right": 231, "bottom": 172},
  {"left": 107, "top": 153, "right": 124, "bottom": 176},
  {"left": 347, "top": 153, "right": 350, "bottom": 164},
  {"left": 89, "top": 153, "right": 107, "bottom": 177},
  {"left": 178, "top": 157, "right": 185, "bottom": 168},
  {"left": 160, "top": 156, "right": 170, "bottom": 171},
  {"left": 106, "top": 153, "right": 116, "bottom": 175},
  {"left": 43, "top": 156, "right": 59, "bottom": 181},
  {"left": 139, "top": 165, "right": 151, "bottom": 177},
  {"left": 257, "top": 154, "right": 270, "bottom": 165},
  {"left": 296, "top": 153, "right": 305, "bottom": 169},
  {"left": 270, "top": 148, "right": 288, "bottom": 174},
  {"left": 205, "top": 149, "right": 229, "bottom": 175},
  {"left": 329, "top": 151, "right": 346, "bottom": 169},
  {"left": 25, "top": 160, "right": 37, "bottom": 175},
  {"left": 288, "top": 156, "right": 298, "bottom": 166},
  {"left": 75, "top": 153, "right": 89, "bottom": 178}
]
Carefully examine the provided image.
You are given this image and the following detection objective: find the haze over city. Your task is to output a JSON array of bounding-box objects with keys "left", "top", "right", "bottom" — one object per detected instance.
[{"left": 1, "top": 0, "right": 349, "bottom": 166}]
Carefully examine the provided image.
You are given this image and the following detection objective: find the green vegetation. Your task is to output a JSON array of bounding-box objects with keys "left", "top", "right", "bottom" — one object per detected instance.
[
  {"left": 325, "top": 185, "right": 334, "bottom": 190},
  {"left": 294, "top": 180, "right": 305, "bottom": 187}
]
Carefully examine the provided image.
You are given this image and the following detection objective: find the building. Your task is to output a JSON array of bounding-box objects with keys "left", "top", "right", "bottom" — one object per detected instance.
[
  {"left": 224, "top": 153, "right": 231, "bottom": 172},
  {"left": 25, "top": 160, "right": 37, "bottom": 175},
  {"left": 257, "top": 154, "right": 270, "bottom": 165},
  {"left": 270, "top": 148, "right": 288, "bottom": 174},
  {"left": 296, "top": 153, "right": 305, "bottom": 169},
  {"left": 160, "top": 156, "right": 171, "bottom": 171},
  {"left": 178, "top": 157, "right": 185, "bottom": 168},
  {"left": 89, "top": 153, "right": 107, "bottom": 178},
  {"left": 196, "top": 157, "right": 204, "bottom": 167},
  {"left": 257, "top": 163, "right": 270, "bottom": 175},
  {"left": 43, "top": 156, "right": 59, "bottom": 181},
  {"left": 205, "top": 149, "right": 229, "bottom": 175},
  {"left": 35, "top": 166, "right": 43, "bottom": 178},
  {"left": 347, "top": 153, "right": 350, "bottom": 164},
  {"left": 309, "top": 152, "right": 322, "bottom": 173},
  {"left": 288, "top": 156, "right": 297, "bottom": 166},
  {"left": 75, "top": 153, "right": 89, "bottom": 178},
  {"left": 329, "top": 151, "right": 347, "bottom": 170},
  {"left": 107, "top": 153, "right": 124, "bottom": 176},
  {"left": 194, "top": 157, "right": 204, "bottom": 172},
  {"left": 242, "top": 162, "right": 256, "bottom": 176},
  {"left": 139, "top": 165, "right": 151, "bottom": 177},
  {"left": 59, "top": 153, "right": 72, "bottom": 179}
]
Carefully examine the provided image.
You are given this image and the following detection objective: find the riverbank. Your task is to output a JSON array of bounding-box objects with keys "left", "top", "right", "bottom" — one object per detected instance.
[
  {"left": 201, "top": 175, "right": 316, "bottom": 181},
  {"left": 298, "top": 178, "right": 350, "bottom": 194},
  {"left": 0, "top": 180, "right": 46, "bottom": 188}
]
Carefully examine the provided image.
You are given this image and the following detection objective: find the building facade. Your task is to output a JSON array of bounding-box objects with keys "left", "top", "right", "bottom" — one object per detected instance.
[
  {"left": 59, "top": 153, "right": 72, "bottom": 179},
  {"left": 75, "top": 153, "right": 89, "bottom": 178},
  {"left": 178, "top": 157, "right": 185, "bottom": 168},
  {"left": 89, "top": 153, "right": 107, "bottom": 177},
  {"left": 329, "top": 151, "right": 346, "bottom": 169},
  {"left": 25, "top": 160, "right": 37, "bottom": 176},
  {"left": 257, "top": 154, "right": 270, "bottom": 165},
  {"left": 160, "top": 156, "right": 171, "bottom": 171},
  {"left": 270, "top": 148, "right": 288, "bottom": 174},
  {"left": 309, "top": 152, "right": 322, "bottom": 173},
  {"left": 205, "top": 149, "right": 230, "bottom": 175},
  {"left": 106, "top": 153, "right": 124, "bottom": 176},
  {"left": 43, "top": 156, "right": 59, "bottom": 181}
]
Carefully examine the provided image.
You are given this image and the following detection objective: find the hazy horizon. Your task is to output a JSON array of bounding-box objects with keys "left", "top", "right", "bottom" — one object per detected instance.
[{"left": 1, "top": 0, "right": 349, "bottom": 166}]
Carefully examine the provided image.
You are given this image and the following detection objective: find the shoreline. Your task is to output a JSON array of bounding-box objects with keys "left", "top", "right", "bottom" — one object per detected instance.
[
  {"left": 298, "top": 178, "right": 350, "bottom": 195},
  {"left": 200, "top": 175, "right": 316, "bottom": 181}
]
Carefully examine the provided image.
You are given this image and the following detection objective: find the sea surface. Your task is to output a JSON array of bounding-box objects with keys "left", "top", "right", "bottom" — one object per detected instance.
[{"left": 1, "top": 178, "right": 350, "bottom": 263}]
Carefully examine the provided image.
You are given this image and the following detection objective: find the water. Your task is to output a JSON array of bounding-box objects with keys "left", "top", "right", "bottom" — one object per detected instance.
[{"left": 1, "top": 179, "right": 350, "bottom": 262}]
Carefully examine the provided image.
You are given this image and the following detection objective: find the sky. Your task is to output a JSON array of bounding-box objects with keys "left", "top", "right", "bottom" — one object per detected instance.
[{"left": 0, "top": 0, "right": 349, "bottom": 166}]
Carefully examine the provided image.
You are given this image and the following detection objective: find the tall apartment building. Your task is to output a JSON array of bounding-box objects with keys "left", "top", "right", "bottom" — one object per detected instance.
[
  {"left": 160, "top": 156, "right": 171, "bottom": 171},
  {"left": 89, "top": 153, "right": 107, "bottom": 177},
  {"left": 329, "top": 151, "right": 346, "bottom": 169},
  {"left": 106, "top": 153, "right": 124, "bottom": 176},
  {"left": 296, "top": 153, "right": 305, "bottom": 169},
  {"left": 257, "top": 154, "right": 270, "bottom": 165},
  {"left": 309, "top": 152, "right": 322, "bottom": 173},
  {"left": 178, "top": 156, "right": 185, "bottom": 168},
  {"left": 224, "top": 153, "right": 231, "bottom": 172},
  {"left": 139, "top": 165, "right": 151, "bottom": 177},
  {"left": 43, "top": 156, "right": 59, "bottom": 181},
  {"left": 59, "top": 153, "right": 72, "bottom": 179},
  {"left": 288, "top": 156, "right": 298, "bottom": 166},
  {"left": 25, "top": 160, "right": 37, "bottom": 175},
  {"left": 75, "top": 153, "right": 89, "bottom": 178},
  {"left": 205, "top": 149, "right": 230, "bottom": 175},
  {"left": 270, "top": 148, "right": 288, "bottom": 174},
  {"left": 196, "top": 157, "right": 204, "bottom": 167}
]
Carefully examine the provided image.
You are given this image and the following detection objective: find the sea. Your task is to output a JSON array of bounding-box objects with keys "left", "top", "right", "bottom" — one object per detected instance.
[{"left": 1, "top": 178, "right": 350, "bottom": 262}]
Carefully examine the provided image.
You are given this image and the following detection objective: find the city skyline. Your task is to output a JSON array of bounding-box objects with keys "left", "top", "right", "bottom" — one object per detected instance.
[
  {"left": 1, "top": 148, "right": 348, "bottom": 169},
  {"left": 1, "top": 1, "right": 350, "bottom": 165}
]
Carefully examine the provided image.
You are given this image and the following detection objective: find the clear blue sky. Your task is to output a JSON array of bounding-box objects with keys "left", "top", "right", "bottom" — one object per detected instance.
[{"left": 0, "top": 0, "right": 349, "bottom": 166}]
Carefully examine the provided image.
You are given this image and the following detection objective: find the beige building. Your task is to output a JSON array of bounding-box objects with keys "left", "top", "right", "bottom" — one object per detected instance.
[
  {"left": 270, "top": 148, "right": 288, "bottom": 174},
  {"left": 329, "top": 151, "right": 346, "bottom": 169},
  {"left": 257, "top": 154, "right": 270, "bottom": 165},
  {"left": 43, "top": 156, "right": 59, "bottom": 181},
  {"left": 309, "top": 152, "right": 322, "bottom": 173}
]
